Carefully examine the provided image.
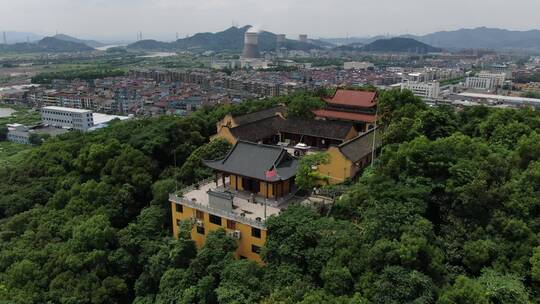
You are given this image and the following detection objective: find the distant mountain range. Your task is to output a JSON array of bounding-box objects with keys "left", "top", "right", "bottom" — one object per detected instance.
[
  {"left": 3, "top": 26, "right": 540, "bottom": 53},
  {"left": 0, "top": 37, "right": 94, "bottom": 53},
  {"left": 333, "top": 37, "right": 441, "bottom": 54},
  {"left": 328, "top": 27, "right": 540, "bottom": 50},
  {"left": 321, "top": 36, "right": 388, "bottom": 46},
  {"left": 411, "top": 27, "right": 540, "bottom": 50},
  {"left": 52, "top": 34, "right": 106, "bottom": 48},
  {"left": 127, "top": 26, "right": 329, "bottom": 52},
  {"left": 363, "top": 38, "right": 441, "bottom": 53}
]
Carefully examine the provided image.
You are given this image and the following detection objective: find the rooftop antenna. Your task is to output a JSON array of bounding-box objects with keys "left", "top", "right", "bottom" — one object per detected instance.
[{"left": 2, "top": 31, "right": 7, "bottom": 45}]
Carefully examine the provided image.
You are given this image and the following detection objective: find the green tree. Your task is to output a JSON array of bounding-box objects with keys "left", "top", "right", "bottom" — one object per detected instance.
[
  {"left": 285, "top": 92, "right": 325, "bottom": 119},
  {"left": 0, "top": 126, "right": 7, "bottom": 141},
  {"left": 438, "top": 276, "right": 489, "bottom": 304},
  {"left": 295, "top": 152, "right": 330, "bottom": 191}
]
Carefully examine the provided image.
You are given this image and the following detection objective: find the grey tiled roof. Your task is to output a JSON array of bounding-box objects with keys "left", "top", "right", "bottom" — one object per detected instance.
[
  {"left": 339, "top": 128, "right": 382, "bottom": 163},
  {"left": 204, "top": 141, "right": 298, "bottom": 182},
  {"left": 230, "top": 116, "right": 281, "bottom": 142},
  {"left": 233, "top": 106, "right": 286, "bottom": 126},
  {"left": 278, "top": 119, "right": 356, "bottom": 140},
  {"left": 229, "top": 116, "right": 356, "bottom": 142}
]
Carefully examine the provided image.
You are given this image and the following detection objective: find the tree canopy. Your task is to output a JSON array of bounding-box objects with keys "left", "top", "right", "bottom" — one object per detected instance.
[{"left": 2, "top": 89, "right": 540, "bottom": 303}]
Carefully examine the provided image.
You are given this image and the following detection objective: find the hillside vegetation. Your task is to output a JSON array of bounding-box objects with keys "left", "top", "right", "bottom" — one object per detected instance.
[
  {"left": 1, "top": 90, "right": 540, "bottom": 303},
  {"left": 0, "top": 37, "right": 94, "bottom": 53},
  {"left": 128, "top": 26, "right": 323, "bottom": 52},
  {"left": 360, "top": 38, "right": 442, "bottom": 53}
]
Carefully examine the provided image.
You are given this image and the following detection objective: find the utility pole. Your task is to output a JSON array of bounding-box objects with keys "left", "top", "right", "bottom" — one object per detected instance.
[
  {"left": 174, "top": 149, "right": 178, "bottom": 193},
  {"left": 371, "top": 100, "right": 379, "bottom": 166}
]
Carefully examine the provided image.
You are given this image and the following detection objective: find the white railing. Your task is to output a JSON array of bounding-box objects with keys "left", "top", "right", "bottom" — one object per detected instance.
[
  {"left": 169, "top": 193, "right": 267, "bottom": 229},
  {"left": 176, "top": 177, "right": 215, "bottom": 196}
]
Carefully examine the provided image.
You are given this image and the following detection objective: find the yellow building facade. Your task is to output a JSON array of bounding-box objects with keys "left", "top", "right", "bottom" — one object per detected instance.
[
  {"left": 229, "top": 174, "right": 291, "bottom": 199},
  {"left": 317, "top": 128, "right": 380, "bottom": 184},
  {"left": 171, "top": 201, "right": 267, "bottom": 263},
  {"left": 317, "top": 147, "right": 357, "bottom": 184}
]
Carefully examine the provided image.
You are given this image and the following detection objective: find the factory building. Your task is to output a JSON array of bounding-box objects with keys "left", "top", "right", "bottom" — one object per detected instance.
[{"left": 41, "top": 106, "right": 94, "bottom": 132}]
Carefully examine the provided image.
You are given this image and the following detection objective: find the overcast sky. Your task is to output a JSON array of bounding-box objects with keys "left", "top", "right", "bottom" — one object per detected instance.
[{"left": 1, "top": 0, "right": 540, "bottom": 41}]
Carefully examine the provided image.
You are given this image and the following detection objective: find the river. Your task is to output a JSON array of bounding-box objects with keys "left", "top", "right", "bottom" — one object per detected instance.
[{"left": 139, "top": 52, "right": 177, "bottom": 58}]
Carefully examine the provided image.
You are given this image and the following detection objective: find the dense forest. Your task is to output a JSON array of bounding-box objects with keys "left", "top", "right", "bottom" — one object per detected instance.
[{"left": 1, "top": 90, "right": 540, "bottom": 303}]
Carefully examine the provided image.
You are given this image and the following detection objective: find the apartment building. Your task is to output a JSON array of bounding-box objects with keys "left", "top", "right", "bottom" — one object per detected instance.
[
  {"left": 477, "top": 72, "right": 506, "bottom": 87},
  {"left": 400, "top": 80, "right": 440, "bottom": 99},
  {"left": 465, "top": 77, "right": 494, "bottom": 91},
  {"left": 41, "top": 106, "right": 94, "bottom": 132},
  {"left": 465, "top": 72, "right": 506, "bottom": 91}
]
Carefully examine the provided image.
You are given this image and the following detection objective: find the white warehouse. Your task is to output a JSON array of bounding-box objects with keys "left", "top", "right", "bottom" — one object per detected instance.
[{"left": 41, "top": 106, "right": 94, "bottom": 132}]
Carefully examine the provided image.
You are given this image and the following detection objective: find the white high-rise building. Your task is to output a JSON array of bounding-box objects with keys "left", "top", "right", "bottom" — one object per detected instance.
[
  {"left": 401, "top": 80, "right": 440, "bottom": 99},
  {"left": 477, "top": 72, "right": 506, "bottom": 87},
  {"left": 41, "top": 106, "right": 94, "bottom": 132},
  {"left": 465, "top": 72, "right": 506, "bottom": 91},
  {"left": 465, "top": 77, "right": 494, "bottom": 91}
]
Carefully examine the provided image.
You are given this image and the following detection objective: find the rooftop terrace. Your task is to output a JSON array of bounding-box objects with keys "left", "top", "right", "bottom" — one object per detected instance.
[{"left": 169, "top": 177, "right": 293, "bottom": 229}]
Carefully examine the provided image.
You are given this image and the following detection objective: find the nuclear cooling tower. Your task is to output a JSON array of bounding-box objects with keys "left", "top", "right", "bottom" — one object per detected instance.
[{"left": 242, "top": 31, "right": 260, "bottom": 59}]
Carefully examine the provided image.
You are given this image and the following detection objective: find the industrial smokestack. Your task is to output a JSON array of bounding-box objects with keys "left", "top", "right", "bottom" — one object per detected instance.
[
  {"left": 242, "top": 31, "right": 260, "bottom": 58},
  {"left": 299, "top": 34, "right": 308, "bottom": 43}
]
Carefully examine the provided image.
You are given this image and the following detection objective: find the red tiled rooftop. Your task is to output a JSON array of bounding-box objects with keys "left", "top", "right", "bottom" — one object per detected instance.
[
  {"left": 324, "top": 89, "right": 378, "bottom": 108},
  {"left": 313, "top": 109, "right": 377, "bottom": 123}
]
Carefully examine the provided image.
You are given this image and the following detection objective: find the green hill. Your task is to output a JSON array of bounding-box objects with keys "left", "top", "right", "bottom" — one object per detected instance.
[
  {"left": 37, "top": 37, "right": 95, "bottom": 52},
  {"left": 127, "top": 25, "right": 323, "bottom": 52},
  {"left": 0, "top": 37, "right": 94, "bottom": 53},
  {"left": 53, "top": 34, "right": 106, "bottom": 48},
  {"left": 360, "top": 37, "right": 442, "bottom": 53}
]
